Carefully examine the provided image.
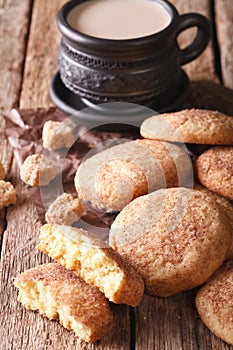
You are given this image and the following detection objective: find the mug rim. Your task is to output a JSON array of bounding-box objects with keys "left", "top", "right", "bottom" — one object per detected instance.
[{"left": 57, "top": 0, "right": 179, "bottom": 49}]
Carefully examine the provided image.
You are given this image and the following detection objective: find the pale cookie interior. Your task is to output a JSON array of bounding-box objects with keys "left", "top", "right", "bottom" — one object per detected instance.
[{"left": 38, "top": 224, "right": 144, "bottom": 306}]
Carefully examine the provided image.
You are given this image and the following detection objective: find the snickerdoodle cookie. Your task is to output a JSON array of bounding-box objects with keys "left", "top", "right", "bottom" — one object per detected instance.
[
  {"left": 195, "top": 146, "right": 233, "bottom": 200},
  {"left": 20, "top": 154, "right": 56, "bottom": 186},
  {"left": 194, "top": 182, "right": 233, "bottom": 259},
  {"left": 109, "top": 187, "right": 230, "bottom": 297},
  {"left": 140, "top": 109, "right": 233, "bottom": 144},
  {"left": 38, "top": 224, "right": 144, "bottom": 306},
  {"left": 195, "top": 259, "right": 233, "bottom": 346},
  {"left": 0, "top": 180, "right": 16, "bottom": 209},
  {"left": 45, "top": 193, "right": 83, "bottom": 225},
  {"left": 75, "top": 139, "right": 192, "bottom": 212},
  {"left": 14, "top": 263, "right": 113, "bottom": 343}
]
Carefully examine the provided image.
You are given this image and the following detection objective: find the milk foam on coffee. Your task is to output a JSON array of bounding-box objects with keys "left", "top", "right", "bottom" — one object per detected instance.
[{"left": 67, "top": 0, "right": 171, "bottom": 40}]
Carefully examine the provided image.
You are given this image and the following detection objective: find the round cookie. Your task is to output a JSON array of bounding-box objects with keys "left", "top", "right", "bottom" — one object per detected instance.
[
  {"left": 195, "top": 146, "right": 233, "bottom": 200},
  {"left": 140, "top": 109, "right": 233, "bottom": 144},
  {"left": 109, "top": 187, "right": 231, "bottom": 297},
  {"left": 75, "top": 139, "right": 192, "bottom": 212},
  {"left": 194, "top": 182, "right": 233, "bottom": 259},
  {"left": 195, "top": 260, "right": 233, "bottom": 346}
]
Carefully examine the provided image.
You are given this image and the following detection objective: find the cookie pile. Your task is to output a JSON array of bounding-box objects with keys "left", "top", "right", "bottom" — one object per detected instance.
[
  {"left": 14, "top": 109, "right": 233, "bottom": 345},
  {"left": 16, "top": 119, "right": 145, "bottom": 343}
]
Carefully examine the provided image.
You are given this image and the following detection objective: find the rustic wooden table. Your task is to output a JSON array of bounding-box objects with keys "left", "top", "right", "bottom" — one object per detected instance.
[{"left": 0, "top": 1, "right": 233, "bottom": 349}]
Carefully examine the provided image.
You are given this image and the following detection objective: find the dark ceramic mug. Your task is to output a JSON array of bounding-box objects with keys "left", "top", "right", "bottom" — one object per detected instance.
[{"left": 56, "top": 0, "right": 210, "bottom": 108}]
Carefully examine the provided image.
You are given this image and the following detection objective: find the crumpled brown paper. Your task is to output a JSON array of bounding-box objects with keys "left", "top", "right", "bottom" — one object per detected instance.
[{"left": 4, "top": 107, "right": 138, "bottom": 236}]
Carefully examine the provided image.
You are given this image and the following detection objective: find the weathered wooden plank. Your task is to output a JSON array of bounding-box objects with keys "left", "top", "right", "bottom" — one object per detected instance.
[
  {"left": 184, "top": 80, "right": 233, "bottom": 116},
  {"left": 0, "top": 127, "right": 13, "bottom": 243},
  {"left": 0, "top": 0, "right": 31, "bottom": 112},
  {"left": 0, "top": 115, "right": 13, "bottom": 237},
  {"left": 0, "top": 0, "right": 31, "bottom": 245},
  {"left": 0, "top": 158, "right": 131, "bottom": 350},
  {"left": 135, "top": 288, "right": 232, "bottom": 350},
  {"left": 135, "top": 294, "right": 184, "bottom": 350},
  {"left": 215, "top": 0, "right": 233, "bottom": 88},
  {"left": 170, "top": 0, "right": 217, "bottom": 81},
  {"left": 20, "top": 0, "right": 67, "bottom": 108}
]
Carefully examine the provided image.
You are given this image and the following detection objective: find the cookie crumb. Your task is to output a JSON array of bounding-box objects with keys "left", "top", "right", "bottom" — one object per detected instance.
[
  {"left": 0, "top": 180, "right": 16, "bottom": 209},
  {"left": 20, "top": 154, "right": 56, "bottom": 186},
  {"left": 45, "top": 193, "right": 83, "bottom": 225},
  {"left": 42, "top": 121, "right": 74, "bottom": 150}
]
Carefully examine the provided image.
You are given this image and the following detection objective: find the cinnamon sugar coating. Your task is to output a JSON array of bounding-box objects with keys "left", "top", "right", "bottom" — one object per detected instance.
[
  {"left": 14, "top": 263, "right": 113, "bottom": 343},
  {"left": 196, "top": 260, "right": 233, "bottom": 346},
  {"left": 194, "top": 182, "right": 233, "bottom": 259}
]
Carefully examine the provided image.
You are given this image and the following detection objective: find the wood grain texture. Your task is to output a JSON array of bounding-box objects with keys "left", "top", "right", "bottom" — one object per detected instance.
[
  {"left": 0, "top": 0, "right": 31, "bottom": 244},
  {"left": 0, "top": 158, "right": 131, "bottom": 350},
  {"left": 184, "top": 80, "right": 233, "bottom": 116},
  {"left": 135, "top": 292, "right": 232, "bottom": 350},
  {"left": 135, "top": 294, "right": 184, "bottom": 350},
  {"left": 170, "top": 0, "right": 217, "bottom": 81},
  {"left": 19, "top": 0, "right": 67, "bottom": 108},
  {"left": 215, "top": 0, "right": 233, "bottom": 88},
  {"left": 0, "top": 0, "right": 31, "bottom": 112}
]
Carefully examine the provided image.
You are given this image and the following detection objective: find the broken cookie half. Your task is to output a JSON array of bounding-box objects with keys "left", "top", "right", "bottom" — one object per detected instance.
[{"left": 14, "top": 263, "right": 113, "bottom": 343}]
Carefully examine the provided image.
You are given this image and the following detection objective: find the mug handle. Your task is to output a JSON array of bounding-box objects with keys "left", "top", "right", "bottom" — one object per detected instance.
[{"left": 177, "top": 13, "right": 210, "bottom": 65}]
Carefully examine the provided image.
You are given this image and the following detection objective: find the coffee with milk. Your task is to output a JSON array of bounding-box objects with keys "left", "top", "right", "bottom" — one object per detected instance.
[{"left": 67, "top": 0, "right": 171, "bottom": 40}]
